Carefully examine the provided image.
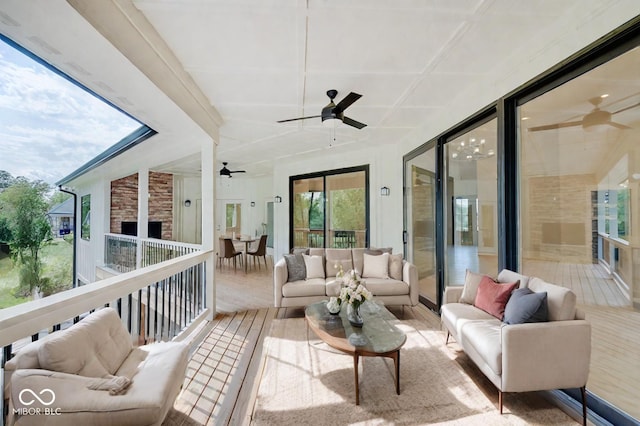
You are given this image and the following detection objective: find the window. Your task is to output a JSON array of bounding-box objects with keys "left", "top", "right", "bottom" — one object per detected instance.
[
  {"left": 80, "top": 194, "right": 91, "bottom": 241},
  {"left": 290, "top": 166, "right": 369, "bottom": 250},
  {"left": 518, "top": 44, "right": 639, "bottom": 420}
]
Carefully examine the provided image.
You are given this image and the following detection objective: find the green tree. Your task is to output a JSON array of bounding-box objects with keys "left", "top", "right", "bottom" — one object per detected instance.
[
  {"left": 0, "top": 179, "right": 53, "bottom": 296},
  {"left": 0, "top": 170, "right": 15, "bottom": 192}
]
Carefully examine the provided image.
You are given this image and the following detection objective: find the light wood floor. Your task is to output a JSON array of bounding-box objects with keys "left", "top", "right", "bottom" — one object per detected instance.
[{"left": 173, "top": 259, "right": 639, "bottom": 424}]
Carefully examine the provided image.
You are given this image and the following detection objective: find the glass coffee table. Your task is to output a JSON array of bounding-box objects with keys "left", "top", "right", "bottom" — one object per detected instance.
[{"left": 304, "top": 300, "right": 406, "bottom": 405}]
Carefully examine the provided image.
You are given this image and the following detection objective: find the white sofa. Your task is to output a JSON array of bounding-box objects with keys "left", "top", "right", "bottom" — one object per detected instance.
[
  {"left": 274, "top": 248, "right": 418, "bottom": 308},
  {"left": 441, "top": 269, "right": 591, "bottom": 425},
  {"left": 4, "top": 308, "right": 188, "bottom": 426}
]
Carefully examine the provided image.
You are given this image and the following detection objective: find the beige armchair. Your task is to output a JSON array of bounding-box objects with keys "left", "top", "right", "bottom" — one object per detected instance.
[{"left": 4, "top": 308, "right": 188, "bottom": 426}]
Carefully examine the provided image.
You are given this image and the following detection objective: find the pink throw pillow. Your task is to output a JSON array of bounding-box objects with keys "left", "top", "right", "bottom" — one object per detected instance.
[{"left": 474, "top": 276, "right": 519, "bottom": 320}]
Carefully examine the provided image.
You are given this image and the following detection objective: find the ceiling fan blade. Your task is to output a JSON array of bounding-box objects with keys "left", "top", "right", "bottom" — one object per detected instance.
[
  {"left": 277, "top": 115, "right": 321, "bottom": 123},
  {"left": 608, "top": 122, "right": 631, "bottom": 130},
  {"left": 230, "top": 170, "right": 246, "bottom": 173},
  {"left": 528, "top": 120, "right": 583, "bottom": 132},
  {"left": 334, "top": 92, "right": 362, "bottom": 114},
  {"left": 343, "top": 116, "right": 367, "bottom": 129},
  {"left": 611, "top": 101, "right": 640, "bottom": 115}
]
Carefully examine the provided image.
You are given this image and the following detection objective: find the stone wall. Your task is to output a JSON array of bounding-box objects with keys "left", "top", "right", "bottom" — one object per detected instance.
[{"left": 110, "top": 172, "right": 173, "bottom": 240}]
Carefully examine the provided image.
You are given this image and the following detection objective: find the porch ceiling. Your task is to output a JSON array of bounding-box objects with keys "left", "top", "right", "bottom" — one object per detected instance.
[{"left": 0, "top": 1, "right": 639, "bottom": 180}]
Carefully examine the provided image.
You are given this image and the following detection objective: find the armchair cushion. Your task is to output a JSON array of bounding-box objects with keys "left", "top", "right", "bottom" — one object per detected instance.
[
  {"left": 38, "top": 308, "right": 132, "bottom": 378},
  {"left": 503, "top": 288, "right": 548, "bottom": 324},
  {"left": 529, "top": 277, "right": 576, "bottom": 321}
]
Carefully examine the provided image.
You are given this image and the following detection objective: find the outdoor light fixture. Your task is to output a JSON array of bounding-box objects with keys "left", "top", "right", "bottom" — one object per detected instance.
[
  {"left": 251, "top": 201, "right": 255, "bottom": 207},
  {"left": 274, "top": 195, "right": 282, "bottom": 203},
  {"left": 184, "top": 199, "right": 191, "bottom": 207},
  {"left": 380, "top": 186, "right": 390, "bottom": 196}
]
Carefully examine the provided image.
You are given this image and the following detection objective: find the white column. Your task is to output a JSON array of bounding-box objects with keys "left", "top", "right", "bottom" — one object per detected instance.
[
  {"left": 137, "top": 168, "right": 149, "bottom": 269},
  {"left": 202, "top": 137, "right": 216, "bottom": 320}
]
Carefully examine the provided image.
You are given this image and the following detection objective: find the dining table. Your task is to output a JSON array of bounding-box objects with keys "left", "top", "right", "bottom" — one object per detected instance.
[{"left": 238, "top": 237, "right": 256, "bottom": 273}]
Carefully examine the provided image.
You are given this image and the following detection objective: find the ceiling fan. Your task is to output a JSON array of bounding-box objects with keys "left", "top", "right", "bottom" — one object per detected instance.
[
  {"left": 219, "top": 162, "right": 245, "bottom": 178},
  {"left": 528, "top": 97, "right": 639, "bottom": 132},
  {"left": 277, "top": 89, "right": 367, "bottom": 129}
]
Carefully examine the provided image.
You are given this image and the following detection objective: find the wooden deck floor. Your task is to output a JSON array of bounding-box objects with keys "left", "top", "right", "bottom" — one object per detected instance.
[{"left": 171, "top": 260, "right": 639, "bottom": 424}]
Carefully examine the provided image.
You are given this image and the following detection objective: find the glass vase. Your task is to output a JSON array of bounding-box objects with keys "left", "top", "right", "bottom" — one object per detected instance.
[{"left": 348, "top": 303, "right": 363, "bottom": 327}]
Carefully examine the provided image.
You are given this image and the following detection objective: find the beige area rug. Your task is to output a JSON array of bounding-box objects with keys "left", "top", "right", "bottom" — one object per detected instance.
[{"left": 251, "top": 318, "right": 578, "bottom": 425}]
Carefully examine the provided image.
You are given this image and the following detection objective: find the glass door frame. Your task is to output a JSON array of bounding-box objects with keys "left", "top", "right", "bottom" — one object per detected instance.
[{"left": 288, "top": 165, "right": 370, "bottom": 251}]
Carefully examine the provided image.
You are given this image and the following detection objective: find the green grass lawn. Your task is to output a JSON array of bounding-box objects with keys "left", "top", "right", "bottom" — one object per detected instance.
[{"left": 0, "top": 239, "right": 73, "bottom": 309}]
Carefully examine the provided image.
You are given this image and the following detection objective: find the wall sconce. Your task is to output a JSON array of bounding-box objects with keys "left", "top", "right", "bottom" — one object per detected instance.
[
  {"left": 184, "top": 199, "right": 191, "bottom": 207},
  {"left": 274, "top": 195, "right": 282, "bottom": 203},
  {"left": 380, "top": 186, "right": 390, "bottom": 196},
  {"left": 250, "top": 201, "right": 255, "bottom": 207}
]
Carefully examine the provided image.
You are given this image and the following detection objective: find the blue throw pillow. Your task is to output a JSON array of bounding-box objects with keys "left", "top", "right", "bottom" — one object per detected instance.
[
  {"left": 284, "top": 254, "right": 306, "bottom": 282},
  {"left": 503, "top": 287, "right": 548, "bottom": 324}
]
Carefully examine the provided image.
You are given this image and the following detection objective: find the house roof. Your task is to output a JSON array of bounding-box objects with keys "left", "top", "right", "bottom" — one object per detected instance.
[{"left": 47, "top": 197, "right": 74, "bottom": 217}]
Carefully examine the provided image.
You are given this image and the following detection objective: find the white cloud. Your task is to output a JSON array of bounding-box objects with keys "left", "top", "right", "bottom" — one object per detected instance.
[{"left": 0, "top": 40, "right": 140, "bottom": 184}]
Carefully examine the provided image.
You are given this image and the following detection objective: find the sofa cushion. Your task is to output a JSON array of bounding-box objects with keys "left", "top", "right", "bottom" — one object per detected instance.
[
  {"left": 503, "top": 287, "right": 548, "bottom": 324},
  {"left": 284, "top": 253, "right": 306, "bottom": 282},
  {"left": 460, "top": 319, "right": 503, "bottom": 375},
  {"left": 389, "top": 254, "right": 403, "bottom": 280},
  {"left": 528, "top": 277, "right": 576, "bottom": 321},
  {"left": 282, "top": 278, "right": 327, "bottom": 297},
  {"left": 364, "top": 278, "right": 409, "bottom": 296},
  {"left": 441, "top": 303, "right": 496, "bottom": 344},
  {"left": 324, "top": 249, "right": 354, "bottom": 278},
  {"left": 303, "top": 254, "right": 325, "bottom": 279},
  {"left": 474, "top": 276, "right": 518, "bottom": 320},
  {"left": 363, "top": 252, "right": 390, "bottom": 279},
  {"left": 38, "top": 308, "right": 132, "bottom": 378},
  {"left": 497, "top": 269, "right": 531, "bottom": 288},
  {"left": 460, "top": 269, "right": 490, "bottom": 305}
]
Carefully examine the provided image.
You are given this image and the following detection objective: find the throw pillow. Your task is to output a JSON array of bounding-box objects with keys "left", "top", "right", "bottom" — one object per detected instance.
[
  {"left": 503, "top": 288, "right": 548, "bottom": 324},
  {"left": 303, "top": 254, "right": 325, "bottom": 279},
  {"left": 474, "top": 276, "right": 519, "bottom": 320},
  {"left": 460, "top": 270, "right": 489, "bottom": 305},
  {"left": 283, "top": 254, "right": 306, "bottom": 282},
  {"left": 290, "top": 247, "right": 310, "bottom": 255},
  {"left": 362, "top": 252, "right": 390, "bottom": 279},
  {"left": 389, "top": 254, "right": 403, "bottom": 280}
]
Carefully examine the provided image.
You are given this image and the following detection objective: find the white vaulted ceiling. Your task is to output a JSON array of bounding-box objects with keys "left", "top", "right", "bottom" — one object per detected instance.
[{"left": 0, "top": 0, "right": 639, "bottom": 178}]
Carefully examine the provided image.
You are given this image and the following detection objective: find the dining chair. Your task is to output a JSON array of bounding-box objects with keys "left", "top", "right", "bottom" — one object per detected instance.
[
  {"left": 247, "top": 235, "right": 268, "bottom": 270},
  {"left": 219, "top": 237, "right": 243, "bottom": 271}
]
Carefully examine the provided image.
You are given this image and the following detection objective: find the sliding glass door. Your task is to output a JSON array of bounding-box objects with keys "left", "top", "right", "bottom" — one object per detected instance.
[
  {"left": 405, "top": 145, "right": 437, "bottom": 306},
  {"left": 290, "top": 166, "right": 369, "bottom": 250}
]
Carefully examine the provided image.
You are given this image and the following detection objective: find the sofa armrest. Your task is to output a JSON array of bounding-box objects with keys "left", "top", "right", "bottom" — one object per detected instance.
[
  {"left": 274, "top": 258, "right": 288, "bottom": 307},
  {"left": 443, "top": 286, "right": 463, "bottom": 305},
  {"left": 403, "top": 261, "right": 419, "bottom": 306},
  {"left": 501, "top": 320, "right": 591, "bottom": 392}
]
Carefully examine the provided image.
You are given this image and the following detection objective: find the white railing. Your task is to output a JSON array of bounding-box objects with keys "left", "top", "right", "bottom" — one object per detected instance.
[
  {"left": 104, "top": 233, "right": 202, "bottom": 272},
  {"left": 0, "top": 249, "right": 213, "bottom": 350}
]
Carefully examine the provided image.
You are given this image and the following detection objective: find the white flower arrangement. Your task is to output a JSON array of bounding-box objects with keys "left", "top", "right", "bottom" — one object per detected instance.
[{"left": 339, "top": 269, "right": 372, "bottom": 310}]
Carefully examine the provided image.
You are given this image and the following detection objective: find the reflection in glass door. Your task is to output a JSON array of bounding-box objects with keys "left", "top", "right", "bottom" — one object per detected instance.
[
  {"left": 405, "top": 147, "right": 437, "bottom": 306},
  {"left": 445, "top": 119, "right": 498, "bottom": 285}
]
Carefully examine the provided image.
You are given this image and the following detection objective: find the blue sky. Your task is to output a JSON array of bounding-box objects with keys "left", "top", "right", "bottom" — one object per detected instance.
[{"left": 0, "top": 39, "right": 141, "bottom": 185}]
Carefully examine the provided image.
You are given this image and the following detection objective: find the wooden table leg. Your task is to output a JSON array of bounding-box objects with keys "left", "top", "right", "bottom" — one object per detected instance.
[
  {"left": 354, "top": 353, "right": 360, "bottom": 405},
  {"left": 394, "top": 350, "right": 400, "bottom": 394}
]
